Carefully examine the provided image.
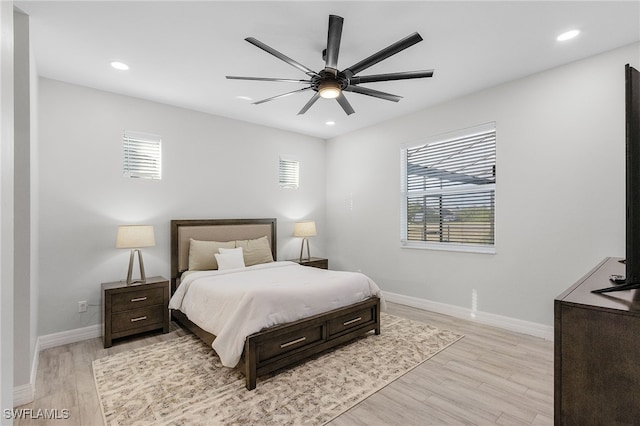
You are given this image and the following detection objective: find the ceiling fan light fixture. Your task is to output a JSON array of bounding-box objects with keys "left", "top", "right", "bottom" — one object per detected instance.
[{"left": 318, "top": 80, "right": 341, "bottom": 99}]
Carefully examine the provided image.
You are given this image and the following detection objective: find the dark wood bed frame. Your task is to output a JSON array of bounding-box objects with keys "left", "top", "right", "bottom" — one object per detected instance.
[{"left": 170, "top": 218, "right": 381, "bottom": 390}]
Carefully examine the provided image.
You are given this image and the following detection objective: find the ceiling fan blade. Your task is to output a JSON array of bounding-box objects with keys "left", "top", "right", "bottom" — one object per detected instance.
[
  {"left": 350, "top": 70, "right": 434, "bottom": 84},
  {"left": 336, "top": 93, "right": 355, "bottom": 115},
  {"left": 325, "top": 15, "right": 344, "bottom": 72},
  {"left": 226, "top": 76, "right": 312, "bottom": 83},
  {"left": 344, "top": 85, "right": 402, "bottom": 102},
  {"left": 253, "top": 87, "right": 312, "bottom": 105},
  {"left": 245, "top": 37, "right": 319, "bottom": 77},
  {"left": 297, "top": 93, "right": 321, "bottom": 115},
  {"left": 343, "top": 32, "right": 423, "bottom": 78}
]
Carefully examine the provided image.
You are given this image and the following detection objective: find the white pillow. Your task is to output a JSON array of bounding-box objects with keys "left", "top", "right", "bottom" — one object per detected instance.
[{"left": 215, "top": 247, "right": 246, "bottom": 270}]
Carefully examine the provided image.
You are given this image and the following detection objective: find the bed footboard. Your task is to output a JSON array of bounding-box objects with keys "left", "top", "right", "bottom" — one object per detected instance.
[{"left": 240, "top": 296, "right": 381, "bottom": 390}]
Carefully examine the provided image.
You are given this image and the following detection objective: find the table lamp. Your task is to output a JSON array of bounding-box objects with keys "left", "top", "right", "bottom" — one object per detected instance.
[
  {"left": 293, "top": 220, "right": 316, "bottom": 262},
  {"left": 116, "top": 225, "right": 155, "bottom": 284}
]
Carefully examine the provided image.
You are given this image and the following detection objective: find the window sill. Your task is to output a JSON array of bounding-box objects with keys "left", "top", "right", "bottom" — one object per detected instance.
[{"left": 400, "top": 241, "right": 496, "bottom": 255}]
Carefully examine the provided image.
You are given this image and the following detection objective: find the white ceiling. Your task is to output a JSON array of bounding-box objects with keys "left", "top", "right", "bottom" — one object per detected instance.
[{"left": 16, "top": 1, "right": 640, "bottom": 139}]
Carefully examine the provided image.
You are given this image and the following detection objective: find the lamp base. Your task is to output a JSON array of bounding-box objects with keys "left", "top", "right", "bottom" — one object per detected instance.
[
  {"left": 126, "top": 249, "right": 147, "bottom": 285},
  {"left": 298, "top": 238, "right": 311, "bottom": 262}
]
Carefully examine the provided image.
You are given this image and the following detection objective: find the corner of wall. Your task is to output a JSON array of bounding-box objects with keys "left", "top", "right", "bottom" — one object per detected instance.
[{"left": 0, "top": 0, "right": 15, "bottom": 418}]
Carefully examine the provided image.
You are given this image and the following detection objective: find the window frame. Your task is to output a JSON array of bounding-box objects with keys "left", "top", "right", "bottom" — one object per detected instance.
[
  {"left": 400, "top": 122, "right": 496, "bottom": 254},
  {"left": 123, "top": 130, "right": 162, "bottom": 180},
  {"left": 279, "top": 157, "right": 300, "bottom": 189}
]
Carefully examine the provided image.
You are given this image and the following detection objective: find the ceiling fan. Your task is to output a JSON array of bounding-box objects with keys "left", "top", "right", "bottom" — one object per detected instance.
[{"left": 226, "top": 15, "right": 434, "bottom": 116}]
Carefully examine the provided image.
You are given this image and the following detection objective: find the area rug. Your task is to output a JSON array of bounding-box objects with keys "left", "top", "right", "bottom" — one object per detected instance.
[{"left": 93, "top": 313, "right": 463, "bottom": 425}]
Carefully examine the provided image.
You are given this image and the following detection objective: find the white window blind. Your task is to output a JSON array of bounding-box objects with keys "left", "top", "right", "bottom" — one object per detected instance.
[
  {"left": 123, "top": 131, "right": 162, "bottom": 180},
  {"left": 279, "top": 158, "right": 299, "bottom": 188},
  {"left": 401, "top": 123, "right": 496, "bottom": 252}
]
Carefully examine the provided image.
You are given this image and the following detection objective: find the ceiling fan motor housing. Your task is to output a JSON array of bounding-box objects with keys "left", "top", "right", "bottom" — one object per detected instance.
[{"left": 311, "top": 70, "right": 349, "bottom": 92}]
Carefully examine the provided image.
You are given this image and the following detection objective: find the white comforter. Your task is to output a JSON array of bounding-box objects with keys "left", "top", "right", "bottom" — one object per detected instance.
[{"left": 169, "top": 261, "right": 384, "bottom": 367}]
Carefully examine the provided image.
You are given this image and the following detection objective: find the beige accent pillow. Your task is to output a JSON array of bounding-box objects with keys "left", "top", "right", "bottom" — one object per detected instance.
[
  {"left": 188, "top": 238, "right": 235, "bottom": 270},
  {"left": 235, "top": 236, "right": 274, "bottom": 267}
]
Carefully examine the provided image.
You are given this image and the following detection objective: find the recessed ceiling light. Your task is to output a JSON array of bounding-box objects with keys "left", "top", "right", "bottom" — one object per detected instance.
[
  {"left": 557, "top": 30, "right": 580, "bottom": 42},
  {"left": 325, "top": 121, "right": 336, "bottom": 126},
  {"left": 236, "top": 96, "right": 253, "bottom": 101},
  {"left": 110, "top": 61, "right": 129, "bottom": 71}
]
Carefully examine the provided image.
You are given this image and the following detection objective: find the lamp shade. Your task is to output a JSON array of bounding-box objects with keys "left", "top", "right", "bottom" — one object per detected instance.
[
  {"left": 293, "top": 221, "right": 317, "bottom": 237},
  {"left": 116, "top": 225, "right": 155, "bottom": 249}
]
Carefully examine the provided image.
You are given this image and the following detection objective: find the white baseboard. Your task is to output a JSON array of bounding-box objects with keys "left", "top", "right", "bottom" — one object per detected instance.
[
  {"left": 14, "top": 325, "right": 102, "bottom": 407},
  {"left": 13, "top": 337, "right": 39, "bottom": 407},
  {"left": 13, "top": 383, "right": 34, "bottom": 407},
  {"left": 38, "top": 323, "right": 102, "bottom": 351},
  {"left": 384, "top": 291, "right": 554, "bottom": 341}
]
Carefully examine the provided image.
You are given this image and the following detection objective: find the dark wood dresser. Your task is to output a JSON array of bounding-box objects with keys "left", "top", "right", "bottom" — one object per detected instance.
[
  {"left": 554, "top": 257, "right": 640, "bottom": 425},
  {"left": 102, "top": 276, "right": 170, "bottom": 348}
]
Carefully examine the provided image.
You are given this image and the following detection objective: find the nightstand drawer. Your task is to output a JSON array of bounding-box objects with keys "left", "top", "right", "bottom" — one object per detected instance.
[
  {"left": 111, "top": 306, "right": 165, "bottom": 333},
  {"left": 327, "top": 306, "right": 374, "bottom": 337},
  {"left": 111, "top": 287, "right": 164, "bottom": 313}
]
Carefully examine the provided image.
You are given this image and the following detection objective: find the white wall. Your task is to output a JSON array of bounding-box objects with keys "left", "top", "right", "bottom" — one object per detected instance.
[
  {"left": 35, "top": 42, "right": 640, "bottom": 336},
  {"left": 326, "top": 42, "right": 640, "bottom": 327},
  {"left": 37, "top": 78, "right": 326, "bottom": 336}
]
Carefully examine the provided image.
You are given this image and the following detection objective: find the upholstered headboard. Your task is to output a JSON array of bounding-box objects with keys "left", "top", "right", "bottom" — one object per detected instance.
[{"left": 170, "top": 218, "right": 277, "bottom": 293}]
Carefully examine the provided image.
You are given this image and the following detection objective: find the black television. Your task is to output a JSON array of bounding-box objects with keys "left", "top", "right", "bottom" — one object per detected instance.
[{"left": 593, "top": 64, "right": 640, "bottom": 294}]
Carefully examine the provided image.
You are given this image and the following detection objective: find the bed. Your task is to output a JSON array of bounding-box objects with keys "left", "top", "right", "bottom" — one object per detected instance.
[{"left": 169, "top": 218, "right": 382, "bottom": 390}]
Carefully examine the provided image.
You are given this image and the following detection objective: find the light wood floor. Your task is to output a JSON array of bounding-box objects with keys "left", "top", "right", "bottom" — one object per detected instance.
[{"left": 16, "top": 303, "right": 554, "bottom": 425}]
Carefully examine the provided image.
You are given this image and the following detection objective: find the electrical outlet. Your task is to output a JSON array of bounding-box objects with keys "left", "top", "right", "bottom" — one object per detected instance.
[{"left": 78, "top": 300, "right": 88, "bottom": 313}]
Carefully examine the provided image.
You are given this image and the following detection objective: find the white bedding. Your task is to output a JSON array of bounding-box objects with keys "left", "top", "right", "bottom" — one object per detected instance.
[{"left": 169, "top": 261, "right": 384, "bottom": 367}]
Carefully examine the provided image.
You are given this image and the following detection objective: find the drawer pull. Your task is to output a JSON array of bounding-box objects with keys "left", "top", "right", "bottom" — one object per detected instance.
[
  {"left": 131, "top": 297, "right": 147, "bottom": 302},
  {"left": 130, "top": 316, "right": 147, "bottom": 322},
  {"left": 343, "top": 317, "right": 362, "bottom": 326},
  {"left": 280, "top": 337, "right": 306, "bottom": 348}
]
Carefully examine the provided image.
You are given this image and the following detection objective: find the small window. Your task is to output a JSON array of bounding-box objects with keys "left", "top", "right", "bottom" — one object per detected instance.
[
  {"left": 279, "top": 157, "right": 299, "bottom": 189},
  {"left": 123, "top": 131, "right": 162, "bottom": 180},
  {"left": 401, "top": 123, "right": 496, "bottom": 253}
]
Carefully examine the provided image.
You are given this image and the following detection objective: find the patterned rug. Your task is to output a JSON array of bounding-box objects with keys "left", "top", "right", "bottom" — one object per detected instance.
[{"left": 93, "top": 313, "right": 463, "bottom": 425}]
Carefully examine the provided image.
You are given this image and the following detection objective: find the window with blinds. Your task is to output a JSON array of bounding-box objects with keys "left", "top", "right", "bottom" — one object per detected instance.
[
  {"left": 401, "top": 122, "right": 496, "bottom": 252},
  {"left": 279, "top": 158, "right": 299, "bottom": 188},
  {"left": 123, "top": 131, "right": 162, "bottom": 180}
]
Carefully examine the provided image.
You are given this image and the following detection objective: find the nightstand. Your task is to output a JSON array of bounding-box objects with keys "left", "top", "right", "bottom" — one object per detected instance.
[
  {"left": 289, "top": 257, "right": 328, "bottom": 269},
  {"left": 102, "top": 276, "right": 170, "bottom": 348}
]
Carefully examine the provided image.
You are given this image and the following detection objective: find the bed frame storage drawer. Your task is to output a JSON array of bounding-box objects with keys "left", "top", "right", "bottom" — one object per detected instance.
[
  {"left": 111, "top": 287, "right": 165, "bottom": 312},
  {"left": 327, "top": 305, "right": 375, "bottom": 337},
  {"left": 258, "top": 325, "right": 324, "bottom": 362}
]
